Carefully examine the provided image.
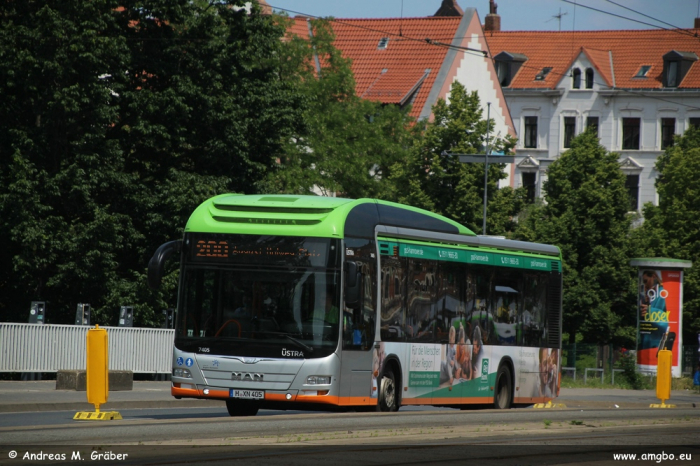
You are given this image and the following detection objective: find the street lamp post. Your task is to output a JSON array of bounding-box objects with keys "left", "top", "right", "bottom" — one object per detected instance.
[
  {"left": 482, "top": 102, "right": 491, "bottom": 235},
  {"left": 441, "top": 102, "right": 515, "bottom": 236}
]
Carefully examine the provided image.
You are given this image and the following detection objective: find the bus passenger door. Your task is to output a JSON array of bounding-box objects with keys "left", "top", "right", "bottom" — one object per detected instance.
[{"left": 339, "top": 253, "right": 377, "bottom": 407}]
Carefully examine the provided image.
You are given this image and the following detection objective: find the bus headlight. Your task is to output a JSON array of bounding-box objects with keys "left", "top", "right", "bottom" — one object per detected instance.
[
  {"left": 173, "top": 368, "right": 192, "bottom": 379},
  {"left": 306, "top": 375, "right": 331, "bottom": 385}
]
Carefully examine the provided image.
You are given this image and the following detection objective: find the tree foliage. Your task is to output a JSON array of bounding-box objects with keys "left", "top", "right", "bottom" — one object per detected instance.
[
  {"left": 263, "top": 19, "right": 415, "bottom": 199},
  {"left": 635, "top": 127, "right": 700, "bottom": 340},
  {"left": 0, "top": 0, "right": 305, "bottom": 325},
  {"left": 387, "top": 82, "right": 524, "bottom": 235},
  {"left": 515, "top": 130, "right": 636, "bottom": 345}
]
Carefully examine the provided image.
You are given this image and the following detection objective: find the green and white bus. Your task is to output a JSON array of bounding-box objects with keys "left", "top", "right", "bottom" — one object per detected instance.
[{"left": 148, "top": 194, "right": 562, "bottom": 416}]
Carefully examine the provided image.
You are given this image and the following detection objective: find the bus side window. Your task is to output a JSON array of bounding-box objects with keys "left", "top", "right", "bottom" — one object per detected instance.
[
  {"left": 380, "top": 256, "right": 405, "bottom": 342},
  {"left": 343, "top": 260, "right": 376, "bottom": 350}
]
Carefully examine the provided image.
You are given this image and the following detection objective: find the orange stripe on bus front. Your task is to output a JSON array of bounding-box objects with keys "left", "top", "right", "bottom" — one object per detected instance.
[
  {"left": 171, "top": 387, "right": 379, "bottom": 407},
  {"left": 173, "top": 386, "right": 535, "bottom": 409}
]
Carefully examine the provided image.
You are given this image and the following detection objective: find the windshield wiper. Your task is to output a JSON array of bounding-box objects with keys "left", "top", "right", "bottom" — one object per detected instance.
[
  {"left": 283, "top": 334, "right": 314, "bottom": 354},
  {"left": 250, "top": 330, "right": 315, "bottom": 354}
]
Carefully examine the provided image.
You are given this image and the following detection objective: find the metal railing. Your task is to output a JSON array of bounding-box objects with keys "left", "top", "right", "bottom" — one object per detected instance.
[{"left": 0, "top": 323, "right": 174, "bottom": 374}]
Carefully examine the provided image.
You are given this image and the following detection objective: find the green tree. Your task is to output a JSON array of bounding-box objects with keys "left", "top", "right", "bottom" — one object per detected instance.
[
  {"left": 635, "top": 127, "right": 700, "bottom": 340},
  {"left": 387, "top": 82, "right": 524, "bottom": 235},
  {"left": 263, "top": 19, "right": 415, "bottom": 198},
  {"left": 516, "top": 130, "right": 636, "bottom": 345},
  {"left": 0, "top": 0, "right": 305, "bottom": 325}
]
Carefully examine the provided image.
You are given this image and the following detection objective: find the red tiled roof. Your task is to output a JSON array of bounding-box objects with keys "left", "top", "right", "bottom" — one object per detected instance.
[
  {"left": 360, "top": 68, "right": 429, "bottom": 105},
  {"left": 486, "top": 29, "right": 700, "bottom": 89},
  {"left": 290, "top": 16, "right": 463, "bottom": 119},
  {"left": 580, "top": 47, "right": 613, "bottom": 87}
]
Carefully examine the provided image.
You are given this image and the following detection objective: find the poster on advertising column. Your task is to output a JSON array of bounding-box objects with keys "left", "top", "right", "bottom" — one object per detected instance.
[{"left": 632, "top": 258, "right": 692, "bottom": 378}]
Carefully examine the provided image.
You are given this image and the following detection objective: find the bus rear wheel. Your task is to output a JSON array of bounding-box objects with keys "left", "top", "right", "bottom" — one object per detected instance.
[
  {"left": 225, "top": 399, "right": 259, "bottom": 417},
  {"left": 377, "top": 370, "right": 398, "bottom": 412},
  {"left": 494, "top": 365, "right": 513, "bottom": 410}
]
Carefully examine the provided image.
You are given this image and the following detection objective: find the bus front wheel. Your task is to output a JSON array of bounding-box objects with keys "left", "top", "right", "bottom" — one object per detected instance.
[
  {"left": 494, "top": 365, "right": 513, "bottom": 409},
  {"left": 377, "top": 370, "right": 398, "bottom": 412},
  {"left": 225, "top": 399, "right": 259, "bottom": 417}
]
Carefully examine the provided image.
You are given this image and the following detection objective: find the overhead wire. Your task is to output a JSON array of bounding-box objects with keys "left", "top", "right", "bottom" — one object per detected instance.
[
  {"left": 558, "top": 0, "right": 699, "bottom": 38},
  {"left": 603, "top": 0, "right": 688, "bottom": 32}
]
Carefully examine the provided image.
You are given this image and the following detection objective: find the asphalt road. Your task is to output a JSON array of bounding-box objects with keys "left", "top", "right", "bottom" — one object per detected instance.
[
  {"left": 1, "top": 408, "right": 699, "bottom": 465},
  {"left": 1, "top": 381, "right": 699, "bottom": 465}
]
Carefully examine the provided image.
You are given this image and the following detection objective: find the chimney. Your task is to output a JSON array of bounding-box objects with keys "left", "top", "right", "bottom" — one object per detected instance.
[
  {"left": 434, "top": 0, "right": 464, "bottom": 17},
  {"left": 484, "top": 0, "right": 501, "bottom": 32},
  {"left": 695, "top": 17, "right": 700, "bottom": 29}
]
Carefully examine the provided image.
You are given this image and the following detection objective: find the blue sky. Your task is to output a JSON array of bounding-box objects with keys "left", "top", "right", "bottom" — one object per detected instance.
[{"left": 268, "top": 0, "right": 699, "bottom": 31}]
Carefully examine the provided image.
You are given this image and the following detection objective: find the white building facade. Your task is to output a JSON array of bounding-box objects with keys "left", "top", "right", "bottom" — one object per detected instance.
[{"left": 487, "top": 27, "right": 700, "bottom": 212}]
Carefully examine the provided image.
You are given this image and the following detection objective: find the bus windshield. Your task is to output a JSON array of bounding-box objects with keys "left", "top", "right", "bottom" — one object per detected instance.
[{"left": 175, "top": 235, "right": 341, "bottom": 359}]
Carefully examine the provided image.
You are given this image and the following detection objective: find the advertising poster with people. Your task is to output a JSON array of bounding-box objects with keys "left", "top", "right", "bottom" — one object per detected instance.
[
  {"left": 372, "top": 327, "right": 559, "bottom": 404},
  {"left": 637, "top": 269, "right": 682, "bottom": 377}
]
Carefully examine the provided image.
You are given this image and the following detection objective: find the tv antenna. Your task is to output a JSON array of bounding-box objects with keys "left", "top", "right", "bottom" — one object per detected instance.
[{"left": 547, "top": 8, "right": 568, "bottom": 31}]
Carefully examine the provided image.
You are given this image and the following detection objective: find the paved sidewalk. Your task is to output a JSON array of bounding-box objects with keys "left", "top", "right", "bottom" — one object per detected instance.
[
  {"left": 557, "top": 387, "right": 699, "bottom": 409},
  {"left": 0, "top": 380, "right": 221, "bottom": 413},
  {"left": 0, "top": 380, "right": 697, "bottom": 413}
]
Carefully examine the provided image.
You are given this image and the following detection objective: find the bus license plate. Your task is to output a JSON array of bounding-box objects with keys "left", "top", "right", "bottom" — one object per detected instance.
[{"left": 230, "top": 389, "right": 264, "bottom": 400}]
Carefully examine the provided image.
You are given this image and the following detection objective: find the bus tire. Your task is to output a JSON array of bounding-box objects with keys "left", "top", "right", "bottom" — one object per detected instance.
[
  {"left": 225, "top": 399, "right": 259, "bottom": 417},
  {"left": 494, "top": 365, "right": 513, "bottom": 410},
  {"left": 377, "top": 370, "right": 398, "bottom": 412}
]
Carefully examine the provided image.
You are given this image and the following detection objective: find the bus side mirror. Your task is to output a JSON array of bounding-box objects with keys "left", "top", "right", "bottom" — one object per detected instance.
[
  {"left": 148, "top": 240, "right": 182, "bottom": 290},
  {"left": 345, "top": 261, "right": 361, "bottom": 310}
]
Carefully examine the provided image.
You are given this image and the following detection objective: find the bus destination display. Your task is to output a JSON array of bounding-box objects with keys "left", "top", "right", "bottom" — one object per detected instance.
[{"left": 187, "top": 234, "right": 331, "bottom": 267}]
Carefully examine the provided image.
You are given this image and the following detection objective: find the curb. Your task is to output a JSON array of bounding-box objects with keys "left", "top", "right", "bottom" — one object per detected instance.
[{"left": 1, "top": 399, "right": 696, "bottom": 413}]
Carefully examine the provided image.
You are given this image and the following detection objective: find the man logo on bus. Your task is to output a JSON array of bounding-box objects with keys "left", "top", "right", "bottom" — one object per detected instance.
[
  {"left": 481, "top": 359, "right": 489, "bottom": 382},
  {"left": 232, "top": 372, "right": 263, "bottom": 382}
]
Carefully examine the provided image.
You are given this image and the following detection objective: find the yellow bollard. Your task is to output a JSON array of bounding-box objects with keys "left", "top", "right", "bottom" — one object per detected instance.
[
  {"left": 74, "top": 325, "right": 122, "bottom": 420},
  {"left": 650, "top": 349, "right": 675, "bottom": 408}
]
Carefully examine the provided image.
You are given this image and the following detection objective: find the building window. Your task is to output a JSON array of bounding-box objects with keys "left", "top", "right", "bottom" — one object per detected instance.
[
  {"left": 689, "top": 117, "right": 700, "bottom": 129},
  {"left": 626, "top": 174, "right": 640, "bottom": 211},
  {"left": 524, "top": 117, "right": 538, "bottom": 148},
  {"left": 496, "top": 61, "right": 510, "bottom": 87},
  {"left": 522, "top": 172, "right": 537, "bottom": 203},
  {"left": 661, "top": 118, "right": 676, "bottom": 149},
  {"left": 666, "top": 61, "right": 679, "bottom": 87},
  {"left": 534, "top": 67, "right": 552, "bottom": 81},
  {"left": 563, "top": 117, "right": 576, "bottom": 148},
  {"left": 662, "top": 51, "right": 699, "bottom": 88},
  {"left": 572, "top": 68, "right": 581, "bottom": 89},
  {"left": 635, "top": 65, "right": 651, "bottom": 78},
  {"left": 493, "top": 52, "right": 527, "bottom": 88},
  {"left": 585, "top": 68, "right": 594, "bottom": 89},
  {"left": 622, "top": 117, "right": 641, "bottom": 150},
  {"left": 587, "top": 116, "right": 599, "bottom": 137}
]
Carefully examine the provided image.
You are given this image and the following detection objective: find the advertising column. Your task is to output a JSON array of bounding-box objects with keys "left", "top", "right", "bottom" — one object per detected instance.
[{"left": 630, "top": 258, "right": 692, "bottom": 378}]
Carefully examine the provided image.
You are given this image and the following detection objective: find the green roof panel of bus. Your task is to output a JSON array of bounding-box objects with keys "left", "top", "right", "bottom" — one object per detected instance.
[{"left": 184, "top": 194, "right": 475, "bottom": 238}]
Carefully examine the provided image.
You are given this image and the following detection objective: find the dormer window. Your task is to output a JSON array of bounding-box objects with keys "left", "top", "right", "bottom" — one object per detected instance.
[
  {"left": 585, "top": 68, "right": 594, "bottom": 89},
  {"left": 635, "top": 65, "right": 651, "bottom": 78},
  {"left": 572, "top": 68, "right": 581, "bottom": 89},
  {"left": 663, "top": 50, "right": 698, "bottom": 87},
  {"left": 377, "top": 37, "right": 389, "bottom": 50},
  {"left": 494, "top": 51, "right": 527, "bottom": 87}
]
